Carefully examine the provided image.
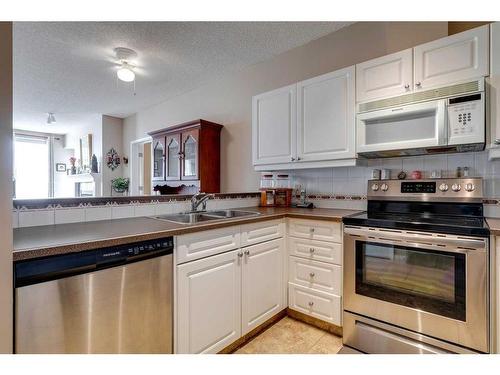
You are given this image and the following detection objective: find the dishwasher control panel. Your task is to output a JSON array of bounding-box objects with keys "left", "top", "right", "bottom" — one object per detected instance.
[{"left": 15, "top": 236, "right": 174, "bottom": 288}]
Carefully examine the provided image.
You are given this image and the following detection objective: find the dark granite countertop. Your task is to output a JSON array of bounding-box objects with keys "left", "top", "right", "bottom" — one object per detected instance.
[{"left": 13, "top": 206, "right": 361, "bottom": 261}]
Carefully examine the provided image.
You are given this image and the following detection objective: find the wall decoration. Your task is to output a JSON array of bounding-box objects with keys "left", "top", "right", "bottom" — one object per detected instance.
[
  {"left": 106, "top": 148, "right": 121, "bottom": 170},
  {"left": 55, "top": 163, "right": 66, "bottom": 172}
]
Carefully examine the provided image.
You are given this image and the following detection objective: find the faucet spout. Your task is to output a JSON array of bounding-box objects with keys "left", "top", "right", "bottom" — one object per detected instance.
[{"left": 190, "top": 192, "right": 215, "bottom": 212}]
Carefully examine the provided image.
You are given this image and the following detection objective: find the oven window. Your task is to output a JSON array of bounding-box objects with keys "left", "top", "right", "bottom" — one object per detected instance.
[{"left": 356, "top": 241, "right": 466, "bottom": 321}]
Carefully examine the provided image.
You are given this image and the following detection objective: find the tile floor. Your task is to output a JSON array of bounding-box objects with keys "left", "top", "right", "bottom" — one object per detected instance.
[{"left": 234, "top": 316, "right": 343, "bottom": 354}]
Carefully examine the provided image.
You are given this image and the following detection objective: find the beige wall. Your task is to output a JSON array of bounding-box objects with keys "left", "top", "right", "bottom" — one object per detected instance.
[
  {"left": 0, "top": 22, "right": 13, "bottom": 353},
  {"left": 102, "top": 115, "right": 124, "bottom": 196},
  {"left": 123, "top": 22, "right": 449, "bottom": 192}
]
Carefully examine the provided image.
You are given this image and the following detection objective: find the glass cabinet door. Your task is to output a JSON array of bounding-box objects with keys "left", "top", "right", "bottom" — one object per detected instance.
[
  {"left": 181, "top": 129, "right": 199, "bottom": 180},
  {"left": 152, "top": 137, "right": 165, "bottom": 181},
  {"left": 166, "top": 134, "right": 181, "bottom": 180}
]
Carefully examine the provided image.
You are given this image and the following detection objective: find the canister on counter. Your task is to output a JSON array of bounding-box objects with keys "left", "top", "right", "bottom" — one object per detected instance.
[
  {"left": 371, "top": 169, "right": 381, "bottom": 180},
  {"left": 381, "top": 169, "right": 391, "bottom": 180}
]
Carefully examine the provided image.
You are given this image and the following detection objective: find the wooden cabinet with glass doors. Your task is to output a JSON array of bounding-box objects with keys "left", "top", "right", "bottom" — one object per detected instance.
[{"left": 149, "top": 119, "right": 223, "bottom": 193}]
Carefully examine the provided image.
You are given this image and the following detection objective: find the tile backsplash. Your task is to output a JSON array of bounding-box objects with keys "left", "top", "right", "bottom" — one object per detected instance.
[{"left": 290, "top": 151, "right": 500, "bottom": 198}]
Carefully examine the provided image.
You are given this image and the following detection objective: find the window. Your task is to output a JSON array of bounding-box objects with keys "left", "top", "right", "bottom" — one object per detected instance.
[{"left": 13, "top": 133, "right": 51, "bottom": 199}]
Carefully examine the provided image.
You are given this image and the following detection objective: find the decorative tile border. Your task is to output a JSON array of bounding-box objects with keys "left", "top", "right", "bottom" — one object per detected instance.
[
  {"left": 13, "top": 192, "right": 262, "bottom": 210},
  {"left": 295, "top": 194, "right": 500, "bottom": 205}
]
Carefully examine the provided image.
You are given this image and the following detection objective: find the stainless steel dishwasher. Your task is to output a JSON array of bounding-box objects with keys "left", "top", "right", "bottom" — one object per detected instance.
[{"left": 14, "top": 237, "right": 174, "bottom": 354}]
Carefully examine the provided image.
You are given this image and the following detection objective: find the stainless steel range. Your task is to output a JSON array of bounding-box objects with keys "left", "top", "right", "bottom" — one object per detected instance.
[{"left": 342, "top": 178, "right": 490, "bottom": 354}]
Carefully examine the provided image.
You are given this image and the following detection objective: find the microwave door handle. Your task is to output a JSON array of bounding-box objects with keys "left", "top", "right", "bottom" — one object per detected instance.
[{"left": 437, "top": 100, "right": 447, "bottom": 145}]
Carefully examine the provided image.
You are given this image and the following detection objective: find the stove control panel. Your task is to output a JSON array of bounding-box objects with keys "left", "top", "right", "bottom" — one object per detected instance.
[{"left": 367, "top": 178, "right": 483, "bottom": 201}]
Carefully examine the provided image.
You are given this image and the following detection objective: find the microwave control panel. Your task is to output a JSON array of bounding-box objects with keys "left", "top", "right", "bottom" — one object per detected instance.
[{"left": 448, "top": 93, "right": 483, "bottom": 137}]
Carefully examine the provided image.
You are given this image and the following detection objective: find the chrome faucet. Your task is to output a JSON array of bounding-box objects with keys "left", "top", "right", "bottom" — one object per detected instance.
[{"left": 190, "top": 192, "right": 215, "bottom": 212}]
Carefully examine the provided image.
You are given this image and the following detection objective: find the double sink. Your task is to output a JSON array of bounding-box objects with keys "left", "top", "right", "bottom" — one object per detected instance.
[{"left": 153, "top": 209, "right": 260, "bottom": 224}]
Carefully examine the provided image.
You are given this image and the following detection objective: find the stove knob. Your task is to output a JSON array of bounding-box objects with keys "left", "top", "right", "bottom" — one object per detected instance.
[
  {"left": 465, "top": 183, "right": 475, "bottom": 192},
  {"left": 439, "top": 183, "right": 449, "bottom": 192},
  {"left": 371, "top": 183, "right": 380, "bottom": 191},
  {"left": 381, "top": 183, "right": 389, "bottom": 192},
  {"left": 451, "top": 183, "right": 461, "bottom": 192}
]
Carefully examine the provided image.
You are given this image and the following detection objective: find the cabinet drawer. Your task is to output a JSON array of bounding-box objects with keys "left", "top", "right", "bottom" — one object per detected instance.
[
  {"left": 288, "top": 256, "right": 341, "bottom": 295},
  {"left": 288, "top": 236, "right": 342, "bottom": 265},
  {"left": 176, "top": 226, "right": 241, "bottom": 264},
  {"left": 288, "top": 218, "right": 341, "bottom": 243},
  {"left": 241, "top": 219, "right": 284, "bottom": 247},
  {"left": 288, "top": 283, "right": 341, "bottom": 326}
]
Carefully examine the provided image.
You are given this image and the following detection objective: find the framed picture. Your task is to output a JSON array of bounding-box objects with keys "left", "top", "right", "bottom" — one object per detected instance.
[{"left": 56, "top": 163, "right": 67, "bottom": 172}]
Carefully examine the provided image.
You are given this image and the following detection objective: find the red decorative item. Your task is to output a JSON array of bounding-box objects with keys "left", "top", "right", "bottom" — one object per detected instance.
[{"left": 411, "top": 170, "right": 422, "bottom": 179}]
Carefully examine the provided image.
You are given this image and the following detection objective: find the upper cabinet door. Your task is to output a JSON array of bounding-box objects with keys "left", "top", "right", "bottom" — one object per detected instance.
[
  {"left": 165, "top": 133, "right": 181, "bottom": 181},
  {"left": 252, "top": 84, "right": 297, "bottom": 165},
  {"left": 414, "top": 25, "right": 489, "bottom": 90},
  {"left": 296, "top": 66, "right": 355, "bottom": 162},
  {"left": 152, "top": 136, "right": 165, "bottom": 181},
  {"left": 356, "top": 49, "right": 413, "bottom": 102},
  {"left": 180, "top": 129, "right": 199, "bottom": 181}
]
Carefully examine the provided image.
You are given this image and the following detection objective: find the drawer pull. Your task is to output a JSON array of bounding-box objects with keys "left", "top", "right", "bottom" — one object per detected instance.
[
  {"left": 309, "top": 248, "right": 315, "bottom": 253},
  {"left": 309, "top": 272, "right": 315, "bottom": 277},
  {"left": 308, "top": 301, "right": 314, "bottom": 307}
]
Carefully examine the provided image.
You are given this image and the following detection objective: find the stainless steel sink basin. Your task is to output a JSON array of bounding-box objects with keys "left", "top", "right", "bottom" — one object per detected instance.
[
  {"left": 153, "top": 210, "right": 260, "bottom": 224},
  {"left": 205, "top": 210, "right": 260, "bottom": 218},
  {"left": 153, "top": 212, "right": 221, "bottom": 224}
]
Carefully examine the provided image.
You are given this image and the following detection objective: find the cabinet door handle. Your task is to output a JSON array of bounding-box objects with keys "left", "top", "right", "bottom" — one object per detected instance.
[
  {"left": 309, "top": 228, "right": 315, "bottom": 233},
  {"left": 416, "top": 82, "right": 421, "bottom": 87},
  {"left": 297, "top": 157, "right": 302, "bottom": 161},
  {"left": 309, "top": 248, "right": 315, "bottom": 253},
  {"left": 291, "top": 157, "right": 296, "bottom": 162},
  {"left": 237, "top": 252, "right": 244, "bottom": 258},
  {"left": 309, "top": 272, "right": 315, "bottom": 277},
  {"left": 244, "top": 250, "right": 250, "bottom": 256},
  {"left": 308, "top": 301, "right": 314, "bottom": 307},
  {"left": 404, "top": 84, "right": 410, "bottom": 89}
]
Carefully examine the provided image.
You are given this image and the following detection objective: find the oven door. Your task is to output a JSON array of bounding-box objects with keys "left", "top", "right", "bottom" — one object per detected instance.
[
  {"left": 344, "top": 226, "right": 488, "bottom": 352},
  {"left": 356, "top": 99, "right": 447, "bottom": 155}
]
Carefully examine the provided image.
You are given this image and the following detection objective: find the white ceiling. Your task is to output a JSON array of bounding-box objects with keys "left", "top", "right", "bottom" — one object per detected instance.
[{"left": 13, "top": 21, "right": 352, "bottom": 131}]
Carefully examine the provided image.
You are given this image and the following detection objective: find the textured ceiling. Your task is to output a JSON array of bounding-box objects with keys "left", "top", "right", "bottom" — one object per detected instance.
[{"left": 13, "top": 21, "right": 352, "bottom": 131}]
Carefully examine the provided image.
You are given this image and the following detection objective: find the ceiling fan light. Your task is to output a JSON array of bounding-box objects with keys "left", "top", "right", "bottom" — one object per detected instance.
[
  {"left": 47, "top": 113, "right": 56, "bottom": 124},
  {"left": 117, "top": 64, "right": 135, "bottom": 82}
]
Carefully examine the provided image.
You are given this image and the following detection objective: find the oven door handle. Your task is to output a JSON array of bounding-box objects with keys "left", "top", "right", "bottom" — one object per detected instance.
[{"left": 344, "top": 226, "right": 487, "bottom": 251}]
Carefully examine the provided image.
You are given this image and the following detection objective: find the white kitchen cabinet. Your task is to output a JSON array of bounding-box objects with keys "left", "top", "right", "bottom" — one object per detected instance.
[
  {"left": 252, "top": 84, "right": 297, "bottom": 165},
  {"left": 288, "top": 256, "right": 341, "bottom": 295},
  {"left": 252, "top": 66, "right": 357, "bottom": 170},
  {"left": 175, "top": 226, "right": 241, "bottom": 264},
  {"left": 240, "top": 219, "right": 285, "bottom": 247},
  {"left": 288, "top": 218, "right": 342, "bottom": 243},
  {"left": 297, "top": 66, "right": 355, "bottom": 162},
  {"left": 356, "top": 48, "right": 413, "bottom": 102},
  {"left": 288, "top": 283, "right": 342, "bottom": 326},
  {"left": 241, "top": 238, "right": 284, "bottom": 335},
  {"left": 176, "top": 249, "right": 242, "bottom": 354},
  {"left": 488, "top": 22, "right": 500, "bottom": 155},
  {"left": 414, "top": 25, "right": 489, "bottom": 90}
]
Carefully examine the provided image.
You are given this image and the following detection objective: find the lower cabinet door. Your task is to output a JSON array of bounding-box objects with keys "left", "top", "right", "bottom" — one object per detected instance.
[
  {"left": 176, "top": 249, "right": 242, "bottom": 353},
  {"left": 241, "top": 238, "right": 284, "bottom": 335}
]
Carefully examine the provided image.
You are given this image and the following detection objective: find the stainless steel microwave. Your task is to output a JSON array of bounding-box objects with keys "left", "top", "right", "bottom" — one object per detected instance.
[{"left": 356, "top": 79, "right": 485, "bottom": 158}]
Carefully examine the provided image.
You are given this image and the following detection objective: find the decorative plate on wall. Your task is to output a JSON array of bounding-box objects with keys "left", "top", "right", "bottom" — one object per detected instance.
[{"left": 106, "top": 148, "right": 121, "bottom": 170}]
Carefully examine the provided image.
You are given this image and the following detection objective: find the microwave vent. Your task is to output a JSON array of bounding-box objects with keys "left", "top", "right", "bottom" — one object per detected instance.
[{"left": 358, "top": 80, "right": 482, "bottom": 113}]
